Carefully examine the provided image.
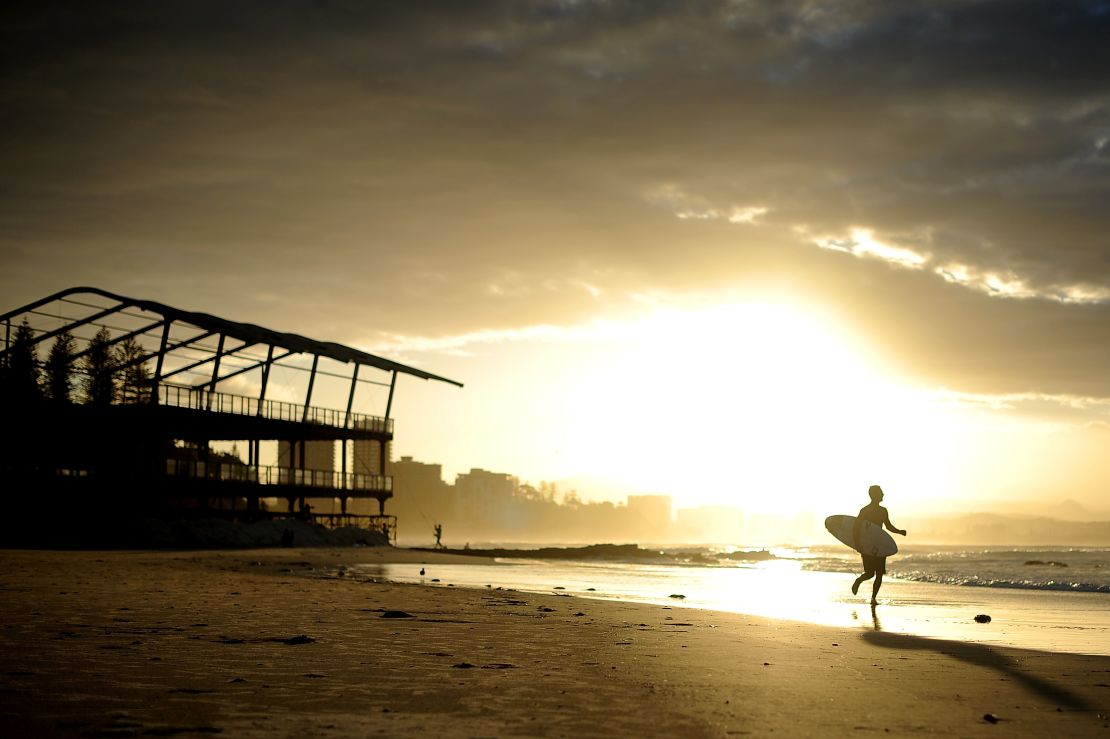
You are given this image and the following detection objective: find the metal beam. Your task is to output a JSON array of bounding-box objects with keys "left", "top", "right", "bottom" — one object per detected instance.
[
  {"left": 68, "top": 318, "right": 167, "bottom": 363},
  {"left": 157, "top": 338, "right": 253, "bottom": 383},
  {"left": 344, "top": 364, "right": 360, "bottom": 429},
  {"left": 198, "top": 348, "right": 295, "bottom": 389},
  {"left": 380, "top": 370, "right": 397, "bottom": 475},
  {"left": 302, "top": 354, "right": 319, "bottom": 423},
  {"left": 205, "top": 334, "right": 226, "bottom": 411},
  {"left": 149, "top": 321, "right": 173, "bottom": 403},
  {"left": 113, "top": 329, "right": 216, "bottom": 376},
  {"left": 0, "top": 301, "right": 134, "bottom": 356},
  {"left": 257, "top": 344, "right": 275, "bottom": 414},
  {"left": 384, "top": 370, "right": 397, "bottom": 422}
]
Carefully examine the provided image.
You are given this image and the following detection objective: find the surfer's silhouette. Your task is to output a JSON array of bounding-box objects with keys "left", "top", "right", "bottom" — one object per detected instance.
[{"left": 851, "top": 485, "right": 907, "bottom": 604}]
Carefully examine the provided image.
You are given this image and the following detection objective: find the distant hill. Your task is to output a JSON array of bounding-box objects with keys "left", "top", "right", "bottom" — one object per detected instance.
[{"left": 908, "top": 512, "right": 1110, "bottom": 546}]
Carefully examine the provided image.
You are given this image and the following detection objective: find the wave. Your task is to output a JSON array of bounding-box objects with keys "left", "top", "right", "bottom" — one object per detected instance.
[{"left": 893, "top": 571, "right": 1110, "bottom": 593}]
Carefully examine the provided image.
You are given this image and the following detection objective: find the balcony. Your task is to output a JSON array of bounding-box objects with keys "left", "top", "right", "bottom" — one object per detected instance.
[
  {"left": 165, "top": 459, "right": 392, "bottom": 496},
  {"left": 157, "top": 384, "right": 393, "bottom": 435}
]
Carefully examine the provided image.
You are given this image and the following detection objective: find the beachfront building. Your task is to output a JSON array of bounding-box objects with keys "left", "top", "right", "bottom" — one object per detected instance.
[{"left": 0, "top": 286, "right": 462, "bottom": 543}]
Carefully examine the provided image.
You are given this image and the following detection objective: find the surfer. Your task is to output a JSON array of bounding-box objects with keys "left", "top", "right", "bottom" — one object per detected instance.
[{"left": 851, "top": 485, "right": 907, "bottom": 604}]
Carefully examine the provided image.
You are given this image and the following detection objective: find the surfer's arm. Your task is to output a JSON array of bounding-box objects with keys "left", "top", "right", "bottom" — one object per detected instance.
[
  {"left": 883, "top": 512, "right": 907, "bottom": 536},
  {"left": 852, "top": 514, "right": 864, "bottom": 549}
]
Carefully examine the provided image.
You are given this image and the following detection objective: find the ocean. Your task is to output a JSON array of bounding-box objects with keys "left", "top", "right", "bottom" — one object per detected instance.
[{"left": 347, "top": 545, "right": 1110, "bottom": 656}]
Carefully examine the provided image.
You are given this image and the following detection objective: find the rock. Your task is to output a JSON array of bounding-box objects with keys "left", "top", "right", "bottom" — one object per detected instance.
[
  {"left": 380, "top": 611, "right": 414, "bottom": 619},
  {"left": 452, "top": 662, "right": 476, "bottom": 669},
  {"left": 668, "top": 594, "right": 686, "bottom": 599},
  {"left": 983, "top": 713, "right": 999, "bottom": 723},
  {"left": 974, "top": 614, "right": 992, "bottom": 623}
]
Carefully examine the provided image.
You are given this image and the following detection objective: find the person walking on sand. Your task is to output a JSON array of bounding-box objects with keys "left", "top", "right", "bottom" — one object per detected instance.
[{"left": 851, "top": 484, "right": 907, "bottom": 604}]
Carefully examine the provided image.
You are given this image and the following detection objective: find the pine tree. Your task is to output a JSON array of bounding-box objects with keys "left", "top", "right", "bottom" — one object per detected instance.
[
  {"left": 3, "top": 318, "right": 42, "bottom": 404},
  {"left": 45, "top": 330, "right": 76, "bottom": 403},
  {"left": 82, "top": 326, "right": 117, "bottom": 405},
  {"left": 116, "top": 336, "right": 150, "bottom": 403}
]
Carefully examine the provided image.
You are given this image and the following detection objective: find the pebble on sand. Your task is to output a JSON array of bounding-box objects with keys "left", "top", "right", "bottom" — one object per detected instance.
[{"left": 974, "top": 614, "right": 992, "bottom": 623}]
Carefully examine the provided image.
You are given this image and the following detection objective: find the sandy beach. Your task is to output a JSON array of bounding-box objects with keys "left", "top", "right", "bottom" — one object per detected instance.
[{"left": 1, "top": 548, "right": 1107, "bottom": 738}]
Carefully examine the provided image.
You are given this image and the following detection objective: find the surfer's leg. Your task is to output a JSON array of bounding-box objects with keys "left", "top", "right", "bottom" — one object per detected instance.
[
  {"left": 870, "top": 558, "right": 887, "bottom": 603},
  {"left": 852, "top": 570, "right": 873, "bottom": 595}
]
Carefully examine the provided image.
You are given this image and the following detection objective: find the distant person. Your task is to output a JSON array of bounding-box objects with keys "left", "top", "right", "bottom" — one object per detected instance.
[
  {"left": 434, "top": 523, "right": 443, "bottom": 549},
  {"left": 851, "top": 484, "right": 907, "bottom": 604}
]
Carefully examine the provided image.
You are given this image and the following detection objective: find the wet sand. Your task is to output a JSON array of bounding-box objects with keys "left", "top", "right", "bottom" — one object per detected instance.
[{"left": 1, "top": 548, "right": 1107, "bottom": 738}]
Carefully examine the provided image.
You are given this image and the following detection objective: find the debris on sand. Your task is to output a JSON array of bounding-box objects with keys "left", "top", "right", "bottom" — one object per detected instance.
[
  {"left": 974, "top": 614, "right": 992, "bottom": 624},
  {"left": 280, "top": 635, "right": 315, "bottom": 645}
]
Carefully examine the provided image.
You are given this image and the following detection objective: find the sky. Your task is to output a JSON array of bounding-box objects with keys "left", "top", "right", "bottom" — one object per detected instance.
[{"left": 2, "top": 1, "right": 1109, "bottom": 517}]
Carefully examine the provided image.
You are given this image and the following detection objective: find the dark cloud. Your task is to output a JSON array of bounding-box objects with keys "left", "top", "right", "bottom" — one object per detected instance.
[{"left": 2, "top": 0, "right": 1109, "bottom": 396}]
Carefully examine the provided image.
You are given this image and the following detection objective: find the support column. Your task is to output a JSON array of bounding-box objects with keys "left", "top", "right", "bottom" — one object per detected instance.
[
  {"left": 257, "top": 345, "right": 274, "bottom": 415},
  {"left": 302, "top": 354, "right": 319, "bottom": 423},
  {"left": 149, "top": 321, "right": 172, "bottom": 404},
  {"left": 344, "top": 364, "right": 360, "bottom": 429},
  {"left": 205, "top": 334, "right": 225, "bottom": 411}
]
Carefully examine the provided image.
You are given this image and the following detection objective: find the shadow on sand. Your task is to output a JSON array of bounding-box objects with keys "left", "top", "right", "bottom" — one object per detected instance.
[{"left": 862, "top": 629, "right": 1097, "bottom": 712}]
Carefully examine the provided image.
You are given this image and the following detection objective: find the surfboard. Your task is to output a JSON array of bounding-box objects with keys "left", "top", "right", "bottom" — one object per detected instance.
[{"left": 825, "top": 514, "right": 898, "bottom": 557}]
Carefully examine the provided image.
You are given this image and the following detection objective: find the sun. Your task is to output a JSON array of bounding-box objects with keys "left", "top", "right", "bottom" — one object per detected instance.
[{"left": 560, "top": 299, "right": 957, "bottom": 514}]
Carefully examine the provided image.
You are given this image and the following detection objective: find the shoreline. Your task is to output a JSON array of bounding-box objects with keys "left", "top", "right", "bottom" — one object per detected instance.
[
  {"left": 357, "top": 549, "right": 1110, "bottom": 658},
  {"left": 1, "top": 548, "right": 1108, "bottom": 737}
]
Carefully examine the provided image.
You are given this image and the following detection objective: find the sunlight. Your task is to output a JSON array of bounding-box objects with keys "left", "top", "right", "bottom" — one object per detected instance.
[{"left": 562, "top": 299, "right": 958, "bottom": 514}]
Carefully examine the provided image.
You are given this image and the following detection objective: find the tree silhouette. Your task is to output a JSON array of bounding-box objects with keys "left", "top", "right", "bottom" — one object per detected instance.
[
  {"left": 116, "top": 336, "right": 150, "bottom": 403},
  {"left": 82, "top": 326, "right": 117, "bottom": 405},
  {"left": 3, "top": 318, "right": 42, "bottom": 404},
  {"left": 45, "top": 330, "right": 76, "bottom": 403}
]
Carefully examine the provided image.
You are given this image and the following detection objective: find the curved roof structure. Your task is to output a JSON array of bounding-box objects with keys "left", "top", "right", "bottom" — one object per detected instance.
[{"left": 1, "top": 286, "right": 463, "bottom": 388}]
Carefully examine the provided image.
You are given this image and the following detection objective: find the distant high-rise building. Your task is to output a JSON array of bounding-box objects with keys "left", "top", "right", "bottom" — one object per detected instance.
[
  {"left": 455, "top": 468, "right": 514, "bottom": 523},
  {"left": 393, "top": 456, "right": 446, "bottom": 496},
  {"left": 352, "top": 438, "right": 391, "bottom": 475},
  {"left": 351, "top": 417, "right": 391, "bottom": 475}
]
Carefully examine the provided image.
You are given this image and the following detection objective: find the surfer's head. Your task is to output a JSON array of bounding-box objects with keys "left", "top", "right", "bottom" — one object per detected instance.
[{"left": 868, "top": 484, "right": 884, "bottom": 501}]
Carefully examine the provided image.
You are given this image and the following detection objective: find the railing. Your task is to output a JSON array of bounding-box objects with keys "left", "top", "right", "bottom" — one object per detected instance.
[
  {"left": 156, "top": 384, "right": 392, "bottom": 434},
  {"left": 165, "top": 459, "right": 392, "bottom": 494}
]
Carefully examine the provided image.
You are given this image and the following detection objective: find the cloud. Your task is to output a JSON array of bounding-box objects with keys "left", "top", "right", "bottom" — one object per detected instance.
[
  {"left": 933, "top": 388, "right": 1110, "bottom": 425},
  {"left": 1, "top": 0, "right": 1109, "bottom": 398},
  {"left": 646, "top": 185, "right": 768, "bottom": 224},
  {"left": 808, "top": 227, "right": 929, "bottom": 270},
  {"left": 803, "top": 226, "right": 1110, "bottom": 304}
]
